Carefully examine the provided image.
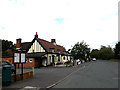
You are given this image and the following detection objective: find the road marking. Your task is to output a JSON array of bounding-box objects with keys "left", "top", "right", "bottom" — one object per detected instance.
[
  {"left": 20, "top": 86, "right": 41, "bottom": 90},
  {"left": 46, "top": 65, "right": 87, "bottom": 88}
]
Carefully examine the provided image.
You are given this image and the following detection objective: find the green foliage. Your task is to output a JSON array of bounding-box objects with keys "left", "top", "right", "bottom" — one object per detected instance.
[
  {"left": 99, "top": 46, "right": 114, "bottom": 60},
  {"left": 114, "top": 42, "right": 120, "bottom": 59},
  {"left": 71, "top": 41, "right": 90, "bottom": 61},
  {"left": 91, "top": 45, "right": 114, "bottom": 60},
  {"left": 90, "top": 49, "right": 99, "bottom": 59},
  {"left": 1, "top": 39, "right": 15, "bottom": 57}
]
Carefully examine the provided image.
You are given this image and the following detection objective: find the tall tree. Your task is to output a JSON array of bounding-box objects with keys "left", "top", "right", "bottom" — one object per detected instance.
[
  {"left": 114, "top": 42, "right": 120, "bottom": 59},
  {"left": 71, "top": 41, "right": 90, "bottom": 62}
]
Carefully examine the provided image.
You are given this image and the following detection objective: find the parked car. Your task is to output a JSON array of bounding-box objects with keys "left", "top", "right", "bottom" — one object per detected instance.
[
  {"left": 92, "top": 58, "right": 97, "bottom": 61},
  {"left": 1, "top": 61, "right": 15, "bottom": 73},
  {"left": 76, "top": 59, "right": 81, "bottom": 65}
]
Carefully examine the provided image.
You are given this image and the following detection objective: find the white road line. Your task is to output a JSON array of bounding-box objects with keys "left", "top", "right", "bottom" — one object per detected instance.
[
  {"left": 46, "top": 65, "right": 87, "bottom": 88},
  {"left": 20, "top": 86, "right": 41, "bottom": 90}
]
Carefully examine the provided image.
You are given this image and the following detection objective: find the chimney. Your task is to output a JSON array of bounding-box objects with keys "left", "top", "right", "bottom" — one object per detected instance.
[
  {"left": 51, "top": 39, "right": 56, "bottom": 45},
  {"left": 16, "top": 38, "right": 21, "bottom": 49},
  {"left": 35, "top": 32, "right": 38, "bottom": 38}
]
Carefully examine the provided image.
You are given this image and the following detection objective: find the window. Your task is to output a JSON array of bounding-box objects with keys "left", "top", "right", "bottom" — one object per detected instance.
[
  {"left": 50, "top": 48, "right": 55, "bottom": 53},
  {"left": 67, "top": 56, "right": 68, "bottom": 60},
  {"left": 51, "top": 49, "right": 54, "bottom": 53},
  {"left": 29, "top": 58, "right": 32, "bottom": 63},
  {"left": 58, "top": 56, "right": 60, "bottom": 61},
  {"left": 57, "top": 49, "right": 60, "bottom": 53},
  {"left": 55, "top": 57, "right": 57, "bottom": 62},
  {"left": 63, "top": 56, "right": 65, "bottom": 60},
  {"left": 49, "top": 56, "right": 51, "bottom": 63}
]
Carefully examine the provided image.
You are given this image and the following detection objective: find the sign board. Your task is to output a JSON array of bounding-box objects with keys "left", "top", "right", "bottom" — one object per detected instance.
[
  {"left": 21, "top": 53, "right": 25, "bottom": 63},
  {"left": 14, "top": 53, "right": 20, "bottom": 63},
  {"left": 14, "top": 52, "right": 26, "bottom": 63}
]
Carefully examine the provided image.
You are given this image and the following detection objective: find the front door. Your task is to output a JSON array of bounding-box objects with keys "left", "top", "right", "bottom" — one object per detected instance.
[{"left": 35, "top": 58, "right": 42, "bottom": 68}]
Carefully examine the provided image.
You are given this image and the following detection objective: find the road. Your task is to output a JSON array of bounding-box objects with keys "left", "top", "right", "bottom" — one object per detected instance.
[
  {"left": 52, "top": 60, "right": 119, "bottom": 88},
  {"left": 2, "top": 60, "right": 119, "bottom": 89},
  {"left": 3, "top": 62, "right": 89, "bottom": 89}
]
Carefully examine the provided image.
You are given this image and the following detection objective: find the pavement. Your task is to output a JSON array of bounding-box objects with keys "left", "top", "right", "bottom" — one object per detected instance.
[{"left": 2, "top": 62, "right": 89, "bottom": 89}]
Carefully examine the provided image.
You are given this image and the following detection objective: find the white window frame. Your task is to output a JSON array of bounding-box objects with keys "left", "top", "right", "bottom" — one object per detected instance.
[{"left": 29, "top": 58, "right": 33, "bottom": 63}]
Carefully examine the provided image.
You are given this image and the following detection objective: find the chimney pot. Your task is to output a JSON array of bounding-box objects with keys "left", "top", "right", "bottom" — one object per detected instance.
[{"left": 35, "top": 32, "right": 38, "bottom": 38}]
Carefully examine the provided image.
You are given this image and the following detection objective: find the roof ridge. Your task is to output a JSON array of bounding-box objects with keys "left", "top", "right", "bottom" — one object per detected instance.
[{"left": 38, "top": 38, "right": 51, "bottom": 43}]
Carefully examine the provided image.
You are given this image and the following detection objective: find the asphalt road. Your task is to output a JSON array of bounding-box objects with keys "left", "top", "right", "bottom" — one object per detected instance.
[
  {"left": 3, "top": 62, "right": 89, "bottom": 89},
  {"left": 52, "top": 60, "right": 119, "bottom": 88}
]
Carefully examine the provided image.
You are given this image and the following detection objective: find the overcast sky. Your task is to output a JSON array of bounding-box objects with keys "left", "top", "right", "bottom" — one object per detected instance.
[{"left": 0, "top": 0, "right": 119, "bottom": 50}]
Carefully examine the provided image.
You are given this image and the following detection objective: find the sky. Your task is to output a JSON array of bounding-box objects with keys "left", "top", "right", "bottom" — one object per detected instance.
[{"left": 0, "top": 0, "right": 119, "bottom": 50}]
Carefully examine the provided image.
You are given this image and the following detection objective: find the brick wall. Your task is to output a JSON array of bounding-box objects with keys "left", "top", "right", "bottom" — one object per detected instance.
[
  {"left": 11, "top": 71, "right": 33, "bottom": 83},
  {"left": 0, "top": 58, "right": 35, "bottom": 68}
]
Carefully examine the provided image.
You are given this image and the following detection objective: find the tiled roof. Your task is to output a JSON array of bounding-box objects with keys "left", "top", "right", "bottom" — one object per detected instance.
[
  {"left": 38, "top": 38, "right": 66, "bottom": 54},
  {"left": 20, "top": 38, "right": 67, "bottom": 55},
  {"left": 20, "top": 42, "right": 31, "bottom": 51}
]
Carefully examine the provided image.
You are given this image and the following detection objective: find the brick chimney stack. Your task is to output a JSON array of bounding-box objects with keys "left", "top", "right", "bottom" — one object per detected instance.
[
  {"left": 51, "top": 39, "right": 56, "bottom": 45},
  {"left": 16, "top": 38, "right": 21, "bottom": 49}
]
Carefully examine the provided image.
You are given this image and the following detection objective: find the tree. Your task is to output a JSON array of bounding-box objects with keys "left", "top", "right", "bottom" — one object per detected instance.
[
  {"left": 90, "top": 49, "right": 99, "bottom": 59},
  {"left": 1, "top": 39, "right": 15, "bottom": 57},
  {"left": 99, "top": 45, "right": 114, "bottom": 60},
  {"left": 114, "top": 42, "right": 120, "bottom": 59},
  {"left": 71, "top": 41, "right": 91, "bottom": 62}
]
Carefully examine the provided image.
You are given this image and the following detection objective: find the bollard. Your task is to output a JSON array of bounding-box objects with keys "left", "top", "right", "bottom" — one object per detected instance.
[{"left": 32, "top": 67, "right": 34, "bottom": 76}]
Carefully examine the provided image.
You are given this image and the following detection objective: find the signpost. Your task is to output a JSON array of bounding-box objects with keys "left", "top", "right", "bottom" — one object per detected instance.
[{"left": 13, "top": 51, "right": 26, "bottom": 81}]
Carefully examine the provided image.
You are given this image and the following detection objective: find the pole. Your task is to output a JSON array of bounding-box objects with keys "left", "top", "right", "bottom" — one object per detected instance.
[
  {"left": 32, "top": 67, "right": 34, "bottom": 76},
  {"left": 21, "top": 63, "right": 23, "bottom": 80},
  {"left": 14, "top": 63, "right": 16, "bottom": 82}
]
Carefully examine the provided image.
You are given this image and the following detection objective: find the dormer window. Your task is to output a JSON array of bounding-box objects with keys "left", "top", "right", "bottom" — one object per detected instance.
[
  {"left": 57, "top": 49, "right": 60, "bottom": 53},
  {"left": 51, "top": 49, "right": 54, "bottom": 53},
  {"left": 50, "top": 48, "right": 55, "bottom": 53},
  {"left": 63, "top": 51, "right": 66, "bottom": 54}
]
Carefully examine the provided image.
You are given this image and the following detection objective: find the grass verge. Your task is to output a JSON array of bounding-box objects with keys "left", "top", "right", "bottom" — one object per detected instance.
[{"left": 110, "top": 59, "right": 120, "bottom": 62}]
